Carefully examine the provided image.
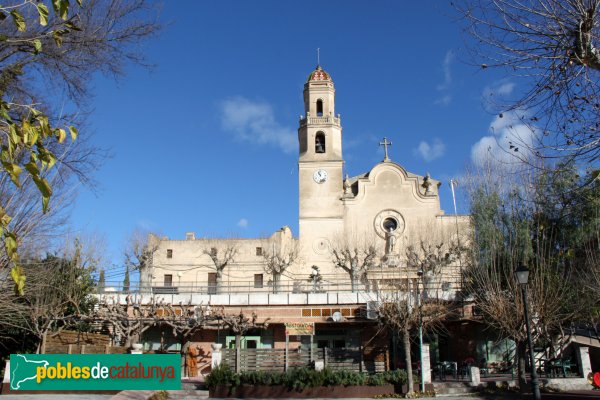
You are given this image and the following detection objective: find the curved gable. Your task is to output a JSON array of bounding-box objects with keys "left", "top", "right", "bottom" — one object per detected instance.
[{"left": 346, "top": 162, "right": 439, "bottom": 206}]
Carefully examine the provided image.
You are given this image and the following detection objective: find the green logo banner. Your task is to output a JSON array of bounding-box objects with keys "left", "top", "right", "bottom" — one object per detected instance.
[{"left": 10, "top": 354, "right": 181, "bottom": 391}]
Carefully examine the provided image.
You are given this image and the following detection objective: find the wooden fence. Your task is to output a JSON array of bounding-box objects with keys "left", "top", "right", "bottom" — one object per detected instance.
[
  {"left": 222, "top": 347, "right": 386, "bottom": 373},
  {"left": 223, "top": 348, "right": 310, "bottom": 372}
]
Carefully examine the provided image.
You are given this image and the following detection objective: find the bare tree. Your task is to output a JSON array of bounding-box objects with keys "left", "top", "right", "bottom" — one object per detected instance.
[
  {"left": 215, "top": 307, "right": 269, "bottom": 372},
  {"left": 202, "top": 241, "right": 238, "bottom": 294},
  {"left": 375, "top": 229, "right": 462, "bottom": 394},
  {"left": 330, "top": 235, "right": 378, "bottom": 292},
  {"left": 94, "top": 296, "right": 211, "bottom": 349},
  {"left": 1, "top": 0, "right": 160, "bottom": 108},
  {"left": 261, "top": 239, "right": 299, "bottom": 293},
  {"left": 455, "top": 0, "right": 600, "bottom": 166},
  {"left": 0, "top": 239, "right": 97, "bottom": 353},
  {"left": 463, "top": 160, "right": 589, "bottom": 391},
  {"left": 124, "top": 229, "right": 159, "bottom": 271},
  {"left": 378, "top": 285, "right": 452, "bottom": 394},
  {"left": 0, "top": 0, "right": 160, "bottom": 292}
]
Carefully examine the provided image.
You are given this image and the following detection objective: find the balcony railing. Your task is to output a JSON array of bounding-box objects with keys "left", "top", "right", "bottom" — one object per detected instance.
[
  {"left": 95, "top": 275, "right": 463, "bottom": 298},
  {"left": 299, "top": 116, "right": 341, "bottom": 127}
]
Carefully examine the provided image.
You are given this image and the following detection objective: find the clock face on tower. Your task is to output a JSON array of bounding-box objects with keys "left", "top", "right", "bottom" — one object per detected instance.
[{"left": 313, "top": 169, "right": 328, "bottom": 183}]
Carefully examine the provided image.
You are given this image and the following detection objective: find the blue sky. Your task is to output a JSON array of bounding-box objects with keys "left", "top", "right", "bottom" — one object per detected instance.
[{"left": 69, "top": 1, "right": 513, "bottom": 278}]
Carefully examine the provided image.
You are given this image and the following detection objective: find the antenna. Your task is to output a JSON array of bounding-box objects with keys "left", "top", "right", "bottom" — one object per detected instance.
[{"left": 317, "top": 48, "right": 320, "bottom": 66}]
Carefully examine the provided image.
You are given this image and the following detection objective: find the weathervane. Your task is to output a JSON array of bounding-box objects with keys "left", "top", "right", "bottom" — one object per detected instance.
[{"left": 379, "top": 137, "right": 392, "bottom": 162}]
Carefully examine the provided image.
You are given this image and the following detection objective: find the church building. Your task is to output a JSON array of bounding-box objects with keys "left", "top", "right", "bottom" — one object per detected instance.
[{"left": 136, "top": 64, "right": 474, "bottom": 374}]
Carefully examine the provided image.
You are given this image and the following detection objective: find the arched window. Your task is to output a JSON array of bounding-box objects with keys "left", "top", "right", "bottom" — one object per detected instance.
[
  {"left": 315, "top": 132, "right": 326, "bottom": 153},
  {"left": 316, "top": 99, "right": 323, "bottom": 117}
]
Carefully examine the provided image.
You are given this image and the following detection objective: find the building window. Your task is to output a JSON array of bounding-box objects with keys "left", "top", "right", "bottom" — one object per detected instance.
[
  {"left": 208, "top": 272, "right": 217, "bottom": 294},
  {"left": 166, "top": 249, "right": 173, "bottom": 258},
  {"left": 254, "top": 274, "right": 263, "bottom": 288},
  {"left": 256, "top": 247, "right": 263, "bottom": 256},
  {"left": 315, "top": 132, "right": 326, "bottom": 153},
  {"left": 383, "top": 217, "right": 398, "bottom": 232},
  {"left": 164, "top": 274, "right": 172, "bottom": 287},
  {"left": 316, "top": 99, "right": 323, "bottom": 116}
]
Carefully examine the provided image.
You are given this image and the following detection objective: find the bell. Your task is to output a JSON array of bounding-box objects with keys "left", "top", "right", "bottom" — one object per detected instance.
[{"left": 315, "top": 141, "right": 325, "bottom": 153}]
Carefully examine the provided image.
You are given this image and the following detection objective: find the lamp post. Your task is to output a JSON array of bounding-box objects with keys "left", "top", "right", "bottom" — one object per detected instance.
[
  {"left": 515, "top": 265, "right": 541, "bottom": 400},
  {"left": 416, "top": 268, "right": 425, "bottom": 393}
]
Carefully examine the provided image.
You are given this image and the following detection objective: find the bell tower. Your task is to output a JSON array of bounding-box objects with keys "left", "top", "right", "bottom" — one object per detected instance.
[{"left": 298, "top": 65, "right": 344, "bottom": 267}]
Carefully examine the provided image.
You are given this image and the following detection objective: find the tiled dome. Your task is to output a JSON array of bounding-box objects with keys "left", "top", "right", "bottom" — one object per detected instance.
[{"left": 307, "top": 65, "right": 331, "bottom": 82}]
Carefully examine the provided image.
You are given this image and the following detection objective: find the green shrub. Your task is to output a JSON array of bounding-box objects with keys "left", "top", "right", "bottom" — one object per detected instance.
[
  {"left": 368, "top": 373, "right": 387, "bottom": 386},
  {"left": 383, "top": 369, "right": 408, "bottom": 385},
  {"left": 282, "top": 366, "right": 325, "bottom": 389},
  {"left": 321, "top": 367, "right": 343, "bottom": 386},
  {"left": 205, "top": 363, "right": 239, "bottom": 389},
  {"left": 240, "top": 370, "right": 283, "bottom": 386},
  {"left": 335, "top": 369, "right": 367, "bottom": 386},
  {"left": 206, "top": 364, "right": 407, "bottom": 389}
]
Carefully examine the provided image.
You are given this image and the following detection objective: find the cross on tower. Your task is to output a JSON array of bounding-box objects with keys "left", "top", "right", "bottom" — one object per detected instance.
[{"left": 379, "top": 137, "right": 392, "bottom": 162}]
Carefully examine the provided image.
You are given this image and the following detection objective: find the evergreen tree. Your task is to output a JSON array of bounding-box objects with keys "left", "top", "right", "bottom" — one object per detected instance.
[
  {"left": 465, "top": 162, "right": 598, "bottom": 391},
  {"left": 123, "top": 267, "right": 130, "bottom": 293},
  {"left": 98, "top": 269, "right": 106, "bottom": 293}
]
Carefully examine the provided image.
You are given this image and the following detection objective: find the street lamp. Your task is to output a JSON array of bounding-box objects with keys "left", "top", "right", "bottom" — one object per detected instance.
[
  {"left": 514, "top": 264, "right": 541, "bottom": 400},
  {"left": 416, "top": 268, "right": 425, "bottom": 393}
]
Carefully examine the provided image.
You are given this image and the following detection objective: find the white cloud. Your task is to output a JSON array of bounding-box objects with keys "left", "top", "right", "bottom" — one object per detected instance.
[
  {"left": 496, "top": 82, "right": 515, "bottom": 95},
  {"left": 434, "top": 95, "right": 452, "bottom": 106},
  {"left": 471, "top": 110, "right": 535, "bottom": 168},
  {"left": 437, "top": 50, "right": 454, "bottom": 91},
  {"left": 237, "top": 218, "right": 248, "bottom": 228},
  {"left": 220, "top": 97, "right": 296, "bottom": 153},
  {"left": 414, "top": 139, "right": 446, "bottom": 162},
  {"left": 482, "top": 80, "right": 516, "bottom": 112},
  {"left": 435, "top": 50, "right": 454, "bottom": 106}
]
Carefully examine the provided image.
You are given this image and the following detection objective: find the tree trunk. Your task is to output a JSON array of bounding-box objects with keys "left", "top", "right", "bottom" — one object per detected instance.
[
  {"left": 517, "top": 340, "right": 528, "bottom": 394},
  {"left": 40, "top": 331, "right": 47, "bottom": 354},
  {"left": 350, "top": 269, "right": 357, "bottom": 292},
  {"left": 235, "top": 334, "right": 241, "bottom": 373},
  {"left": 273, "top": 273, "right": 280, "bottom": 294},
  {"left": 181, "top": 340, "right": 190, "bottom": 377},
  {"left": 216, "top": 270, "right": 222, "bottom": 294},
  {"left": 403, "top": 326, "right": 414, "bottom": 393}
]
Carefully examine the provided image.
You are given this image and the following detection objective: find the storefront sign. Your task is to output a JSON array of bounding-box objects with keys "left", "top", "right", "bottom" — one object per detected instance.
[
  {"left": 285, "top": 322, "right": 314, "bottom": 336},
  {"left": 9, "top": 354, "right": 180, "bottom": 391}
]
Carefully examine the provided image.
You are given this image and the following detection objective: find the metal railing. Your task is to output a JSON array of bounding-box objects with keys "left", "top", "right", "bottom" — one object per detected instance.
[{"left": 95, "top": 275, "right": 464, "bottom": 299}]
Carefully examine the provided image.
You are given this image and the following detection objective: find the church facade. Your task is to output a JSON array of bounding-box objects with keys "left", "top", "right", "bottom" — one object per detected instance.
[{"left": 135, "top": 65, "right": 476, "bottom": 374}]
